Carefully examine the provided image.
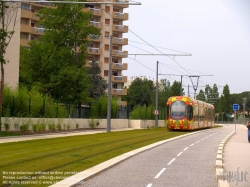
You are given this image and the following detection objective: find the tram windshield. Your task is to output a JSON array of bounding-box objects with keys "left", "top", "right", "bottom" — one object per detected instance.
[{"left": 170, "top": 101, "right": 186, "bottom": 120}]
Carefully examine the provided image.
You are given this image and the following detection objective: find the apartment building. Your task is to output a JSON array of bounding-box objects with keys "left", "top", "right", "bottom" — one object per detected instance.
[{"left": 5, "top": 0, "right": 128, "bottom": 106}]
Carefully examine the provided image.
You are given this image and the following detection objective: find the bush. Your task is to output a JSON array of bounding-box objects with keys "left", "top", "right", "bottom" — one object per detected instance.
[
  {"left": 2, "top": 85, "right": 68, "bottom": 118},
  {"left": 90, "top": 95, "right": 119, "bottom": 118},
  {"left": 130, "top": 105, "right": 155, "bottom": 120},
  {"left": 4, "top": 123, "right": 10, "bottom": 131},
  {"left": 32, "top": 124, "right": 38, "bottom": 132},
  {"left": 88, "top": 118, "right": 101, "bottom": 129}
]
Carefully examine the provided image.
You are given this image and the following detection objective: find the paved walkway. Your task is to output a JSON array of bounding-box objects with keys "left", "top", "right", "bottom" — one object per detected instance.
[{"left": 222, "top": 124, "right": 250, "bottom": 187}]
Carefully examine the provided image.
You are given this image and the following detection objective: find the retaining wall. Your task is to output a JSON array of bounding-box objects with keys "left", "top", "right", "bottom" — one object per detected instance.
[{"left": 0, "top": 117, "right": 166, "bottom": 131}]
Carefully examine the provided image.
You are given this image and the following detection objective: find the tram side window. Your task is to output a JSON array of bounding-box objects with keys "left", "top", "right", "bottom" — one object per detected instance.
[
  {"left": 204, "top": 107, "right": 207, "bottom": 121},
  {"left": 208, "top": 108, "right": 211, "bottom": 121},
  {"left": 187, "top": 105, "right": 193, "bottom": 121},
  {"left": 200, "top": 106, "right": 204, "bottom": 121},
  {"left": 194, "top": 106, "right": 199, "bottom": 122}
]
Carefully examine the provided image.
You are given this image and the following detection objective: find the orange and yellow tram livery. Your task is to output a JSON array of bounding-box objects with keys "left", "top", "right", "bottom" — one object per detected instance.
[{"left": 166, "top": 96, "right": 215, "bottom": 130}]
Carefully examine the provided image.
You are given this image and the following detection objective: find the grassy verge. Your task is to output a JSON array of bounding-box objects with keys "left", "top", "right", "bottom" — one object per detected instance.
[{"left": 0, "top": 126, "right": 221, "bottom": 187}]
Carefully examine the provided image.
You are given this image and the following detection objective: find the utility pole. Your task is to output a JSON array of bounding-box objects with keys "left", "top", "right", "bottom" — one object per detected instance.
[
  {"left": 107, "top": 35, "right": 113, "bottom": 132},
  {"left": 180, "top": 75, "right": 183, "bottom": 96},
  {"left": 155, "top": 61, "right": 159, "bottom": 127}
]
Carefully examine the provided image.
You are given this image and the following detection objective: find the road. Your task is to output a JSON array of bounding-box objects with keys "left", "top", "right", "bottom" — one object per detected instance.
[{"left": 76, "top": 127, "right": 233, "bottom": 187}]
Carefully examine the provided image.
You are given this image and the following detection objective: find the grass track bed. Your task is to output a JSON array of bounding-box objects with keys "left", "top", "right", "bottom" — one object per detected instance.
[{"left": 0, "top": 128, "right": 190, "bottom": 187}]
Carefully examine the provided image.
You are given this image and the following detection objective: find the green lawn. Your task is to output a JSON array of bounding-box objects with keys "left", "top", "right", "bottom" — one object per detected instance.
[{"left": 0, "top": 127, "right": 220, "bottom": 187}]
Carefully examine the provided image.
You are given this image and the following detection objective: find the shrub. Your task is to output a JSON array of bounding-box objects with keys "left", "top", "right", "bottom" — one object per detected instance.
[
  {"left": 88, "top": 118, "right": 101, "bottom": 129},
  {"left": 66, "top": 124, "right": 71, "bottom": 131},
  {"left": 2, "top": 85, "right": 68, "bottom": 118},
  {"left": 32, "top": 124, "right": 38, "bottom": 132},
  {"left": 4, "top": 123, "right": 10, "bottom": 131}
]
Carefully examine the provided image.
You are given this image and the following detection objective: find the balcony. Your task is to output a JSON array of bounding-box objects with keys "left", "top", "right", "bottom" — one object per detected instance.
[
  {"left": 112, "top": 50, "right": 128, "bottom": 58},
  {"left": 21, "top": 10, "right": 32, "bottom": 19},
  {"left": 20, "top": 24, "right": 33, "bottom": 33},
  {"left": 30, "top": 2, "right": 55, "bottom": 8},
  {"left": 112, "top": 75, "right": 127, "bottom": 83},
  {"left": 88, "top": 47, "right": 102, "bottom": 55},
  {"left": 84, "top": 61, "right": 102, "bottom": 68},
  {"left": 20, "top": 39, "right": 30, "bottom": 47},
  {"left": 111, "top": 88, "right": 128, "bottom": 96},
  {"left": 90, "top": 21, "right": 103, "bottom": 29},
  {"left": 112, "top": 12, "right": 128, "bottom": 21},
  {"left": 112, "top": 37, "right": 128, "bottom": 45},
  {"left": 83, "top": 7, "right": 103, "bottom": 16},
  {"left": 88, "top": 34, "right": 103, "bottom": 42},
  {"left": 112, "top": 0, "right": 129, "bottom": 8},
  {"left": 112, "top": 63, "right": 128, "bottom": 70},
  {"left": 112, "top": 24, "right": 128, "bottom": 33},
  {"left": 34, "top": 27, "right": 45, "bottom": 32}
]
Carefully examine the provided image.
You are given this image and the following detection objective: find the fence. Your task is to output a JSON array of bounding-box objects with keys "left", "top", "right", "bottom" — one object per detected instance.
[{"left": 2, "top": 97, "right": 167, "bottom": 120}]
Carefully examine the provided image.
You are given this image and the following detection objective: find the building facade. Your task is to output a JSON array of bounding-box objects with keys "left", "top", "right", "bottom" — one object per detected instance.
[{"left": 5, "top": 0, "right": 128, "bottom": 106}]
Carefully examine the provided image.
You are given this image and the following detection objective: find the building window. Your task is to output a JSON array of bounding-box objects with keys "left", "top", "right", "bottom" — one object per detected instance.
[
  {"left": 105, "top": 44, "right": 109, "bottom": 51},
  {"left": 21, "top": 3, "right": 30, "bottom": 10},
  {"left": 113, "top": 46, "right": 118, "bottom": 50},
  {"left": 105, "top": 19, "right": 110, "bottom": 25},
  {"left": 105, "top": 6, "right": 110, "bottom": 13},
  {"left": 104, "top": 58, "right": 109, "bottom": 63},
  {"left": 104, "top": 70, "right": 109, "bottom": 76},
  {"left": 105, "top": 32, "right": 109, "bottom": 38}
]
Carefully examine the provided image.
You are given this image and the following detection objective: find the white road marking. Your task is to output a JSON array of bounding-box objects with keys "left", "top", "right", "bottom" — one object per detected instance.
[
  {"left": 183, "top": 147, "right": 189, "bottom": 151},
  {"left": 190, "top": 143, "right": 194, "bottom": 146},
  {"left": 146, "top": 183, "right": 153, "bottom": 187},
  {"left": 177, "top": 152, "right": 183, "bottom": 156},
  {"left": 154, "top": 168, "right": 166, "bottom": 179},
  {"left": 167, "top": 158, "right": 176, "bottom": 165},
  {"left": 196, "top": 140, "right": 200, "bottom": 143}
]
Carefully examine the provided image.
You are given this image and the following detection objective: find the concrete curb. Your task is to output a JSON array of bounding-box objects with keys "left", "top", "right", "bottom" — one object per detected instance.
[
  {"left": 216, "top": 130, "right": 236, "bottom": 187},
  {"left": 49, "top": 130, "right": 206, "bottom": 187}
]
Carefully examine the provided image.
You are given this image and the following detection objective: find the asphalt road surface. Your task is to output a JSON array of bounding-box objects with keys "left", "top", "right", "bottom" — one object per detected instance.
[{"left": 77, "top": 127, "right": 233, "bottom": 187}]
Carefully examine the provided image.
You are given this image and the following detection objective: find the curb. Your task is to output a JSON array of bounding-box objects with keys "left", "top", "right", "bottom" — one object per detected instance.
[
  {"left": 49, "top": 130, "right": 206, "bottom": 187},
  {"left": 215, "top": 130, "right": 236, "bottom": 187}
]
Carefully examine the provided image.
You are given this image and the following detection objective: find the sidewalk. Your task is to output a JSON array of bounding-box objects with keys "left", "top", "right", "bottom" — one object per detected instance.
[{"left": 222, "top": 124, "right": 250, "bottom": 187}]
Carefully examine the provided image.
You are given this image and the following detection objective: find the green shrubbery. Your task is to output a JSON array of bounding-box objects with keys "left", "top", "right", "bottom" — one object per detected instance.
[
  {"left": 90, "top": 95, "right": 118, "bottom": 118},
  {"left": 2, "top": 86, "right": 68, "bottom": 118},
  {"left": 130, "top": 105, "right": 166, "bottom": 120}
]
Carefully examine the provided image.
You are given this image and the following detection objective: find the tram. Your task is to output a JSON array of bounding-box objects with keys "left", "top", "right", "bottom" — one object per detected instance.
[{"left": 166, "top": 96, "right": 215, "bottom": 130}]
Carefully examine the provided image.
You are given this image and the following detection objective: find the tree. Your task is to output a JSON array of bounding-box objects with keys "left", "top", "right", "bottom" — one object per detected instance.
[
  {"left": 19, "top": 3, "right": 100, "bottom": 105},
  {"left": 158, "top": 79, "right": 171, "bottom": 108},
  {"left": 203, "top": 84, "right": 219, "bottom": 106},
  {"left": 196, "top": 89, "right": 206, "bottom": 101},
  {"left": 217, "top": 84, "right": 231, "bottom": 118},
  {"left": 169, "top": 81, "right": 184, "bottom": 96},
  {"left": 127, "top": 78, "right": 155, "bottom": 110},
  {"left": 87, "top": 58, "right": 107, "bottom": 101},
  {"left": 0, "top": 2, "right": 19, "bottom": 129}
]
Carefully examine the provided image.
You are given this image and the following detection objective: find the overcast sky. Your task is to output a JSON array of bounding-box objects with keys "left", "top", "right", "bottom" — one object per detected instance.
[{"left": 123, "top": 0, "right": 250, "bottom": 96}]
